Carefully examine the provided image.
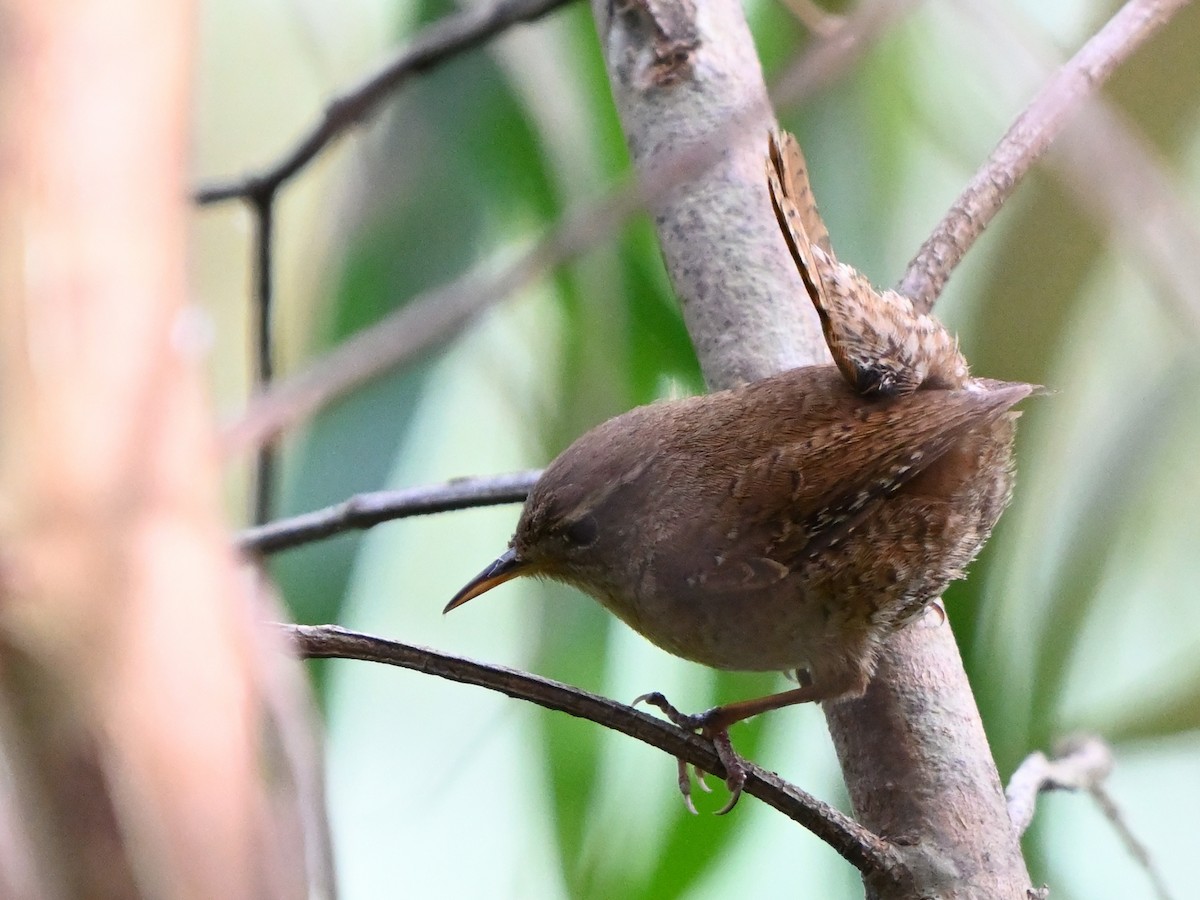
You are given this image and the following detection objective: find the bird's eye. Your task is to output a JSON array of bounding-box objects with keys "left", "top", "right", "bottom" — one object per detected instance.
[{"left": 564, "top": 515, "right": 598, "bottom": 547}]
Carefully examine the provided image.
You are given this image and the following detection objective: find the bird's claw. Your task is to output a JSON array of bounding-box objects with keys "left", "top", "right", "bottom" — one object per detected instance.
[
  {"left": 633, "top": 692, "right": 749, "bottom": 814},
  {"left": 673, "top": 757, "right": 699, "bottom": 815},
  {"left": 708, "top": 728, "right": 747, "bottom": 815}
]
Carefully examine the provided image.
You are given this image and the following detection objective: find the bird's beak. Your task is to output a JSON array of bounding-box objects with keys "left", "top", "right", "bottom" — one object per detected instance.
[{"left": 444, "top": 547, "right": 531, "bottom": 613}]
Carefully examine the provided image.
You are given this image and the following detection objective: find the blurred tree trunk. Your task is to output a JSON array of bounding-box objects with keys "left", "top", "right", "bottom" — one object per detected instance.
[{"left": 0, "top": 0, "right": 299, "bottom": 895}]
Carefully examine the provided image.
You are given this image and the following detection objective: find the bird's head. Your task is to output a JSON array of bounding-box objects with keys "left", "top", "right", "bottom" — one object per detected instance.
[{"left": 444, "top": 410, "right": 659, "bottom": 613}]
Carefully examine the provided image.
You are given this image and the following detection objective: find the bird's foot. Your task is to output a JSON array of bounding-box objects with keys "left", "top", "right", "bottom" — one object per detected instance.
[{"left": 633, "top": 691, "right": 748, "bottom": 815}]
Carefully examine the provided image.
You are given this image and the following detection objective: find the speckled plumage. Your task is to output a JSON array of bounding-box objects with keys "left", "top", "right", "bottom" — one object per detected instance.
[{"left": 767, "top": 132, "right": 970, "bottom": 395}]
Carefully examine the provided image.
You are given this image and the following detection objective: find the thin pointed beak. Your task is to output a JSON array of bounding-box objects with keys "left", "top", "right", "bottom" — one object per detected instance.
[{"left": 444, "top": 547, "right": 530, "bottom": 613}]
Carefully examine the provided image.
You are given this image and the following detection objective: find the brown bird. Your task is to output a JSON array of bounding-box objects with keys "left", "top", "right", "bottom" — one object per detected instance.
[{"left": 447, "top": 131, "right": 1033, "bottom": 812}]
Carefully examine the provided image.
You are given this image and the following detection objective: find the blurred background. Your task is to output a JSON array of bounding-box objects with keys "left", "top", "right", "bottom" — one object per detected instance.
[{"left": 193, "top": 0, "right": 1200, "bottom": 896}]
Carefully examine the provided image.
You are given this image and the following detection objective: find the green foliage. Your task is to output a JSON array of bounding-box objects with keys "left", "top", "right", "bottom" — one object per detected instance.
[
  {"left": 198, "top": 0, "right": 1200, "bottom": 896},
  {"left": 272, "top": 0, "right": 563, "bottom": 630}
]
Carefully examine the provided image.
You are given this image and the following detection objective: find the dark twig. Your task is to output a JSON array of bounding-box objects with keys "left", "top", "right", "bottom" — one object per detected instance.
[
  {"left": 200, "top": 0, "right": 578, "bottom": 507},
  {"left": 251, "top": 192, "right": 277, "bottom": 524},
  {"left": 194, "top": 0, "right": 576, "bottom": 205},
  {"left": 897, "top": 0, "right": 1192, "bottom": 312},
  {"left": 1006, "top": 735, "right": 1174, "bottom": 900},
  {"left": 284, "top": 623, "right": 909, "bottom": 887},
  {"left": 238, "top": 470, "right": 541, "bottom": 555}
]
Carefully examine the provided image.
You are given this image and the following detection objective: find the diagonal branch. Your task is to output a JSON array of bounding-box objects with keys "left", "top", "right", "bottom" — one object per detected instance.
[
  {"left": 284, "top": 623, "right": 910, "bottom": 888},
  {"left": 237, "top": 470, "right": 540, "bottom": 555},
  {"left": 897, "top": 0, "right": 1192, "bottom": 312},
  {"left": 954, "top": 0, "right": 1200, "bottom": 337},
  {"left": 194, "top": 0, "right": 577, "bottom": 205}
]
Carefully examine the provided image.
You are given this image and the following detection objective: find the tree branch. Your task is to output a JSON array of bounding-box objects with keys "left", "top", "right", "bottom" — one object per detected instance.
[
  {"left": 590, "top": 0, "right": 1038, "bottom": 895},
  {"left": 956, "top": 0, "right": 1200, "bottom": 337},
  {"left": 897, "top": 0, "right": 1192, "bottom": 312},
  {"left": 238, "top": 470, "right": 541, "bottom": 555},
  {"left": 284, "top": 623, "right": 909, "bottom": 888},
  {"left": 193, "top": 0, "right": 578, "bottom": 205}
]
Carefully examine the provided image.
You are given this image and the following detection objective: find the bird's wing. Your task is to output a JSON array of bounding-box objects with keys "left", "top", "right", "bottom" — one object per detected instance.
[{"left": 682, "top": 381, "right": 1032, "bottom": 592}]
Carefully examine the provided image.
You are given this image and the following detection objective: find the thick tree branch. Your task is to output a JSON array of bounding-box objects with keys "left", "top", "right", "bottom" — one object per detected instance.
[
  {"left": 589, "top": 0, "right": 1191, "bottom": 893},
  {"left": 285, "top": 623, "right": 909, "bottom": 888},
  {"left": 193, "top": 0, "right": 577, "bottom": 205},
  {"left": 238, "top": 470, "right": 541, "bottom": 555},
  {"left": 897, "top": 0, "right": 1192, "bottom": 312}
]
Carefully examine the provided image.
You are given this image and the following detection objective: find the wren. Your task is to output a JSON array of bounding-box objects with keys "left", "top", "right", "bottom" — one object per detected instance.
[{"left": 447, "top": 131, "right": 1033, "bottom": 812}]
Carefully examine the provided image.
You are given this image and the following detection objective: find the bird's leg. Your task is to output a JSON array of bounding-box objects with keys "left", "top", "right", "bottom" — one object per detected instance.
[
  {"left": 634, "top": 691, "right": 738, "bottom": 813},
  {"left": 635, "top": 671, "right": 866, "bottom": 814}
]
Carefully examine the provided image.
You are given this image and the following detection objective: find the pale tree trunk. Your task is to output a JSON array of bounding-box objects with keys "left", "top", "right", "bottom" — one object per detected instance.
[
  {"left": 590, "top": 1, "right": 1032, "bottom": 896},
  {"left": 0, "top": 0, "right": 302, "bottom": 895}
]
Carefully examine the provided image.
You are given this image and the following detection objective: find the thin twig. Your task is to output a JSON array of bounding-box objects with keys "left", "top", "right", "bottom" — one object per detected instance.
[
  {"left": 251, "top": 193, "right": 277, "bottom": 524},
  {"left": 772, "top": 0, "right": 916, "bottom": 104},
  {"left": 1006, "top": 735, "right": 1114, "bottom": 835},
  {"left": 238, "top": 470, "right": 541, "bottom": 555},
  {"left": 1006, "top": 735, "right": 1175, "bottom": 900},
  {"left": 194, "top": 0, "right": 576, "bottom": 205},
  {"left": 1091, "top": 783, "right": 1176, "bottom": 900},
  {"left": 284, "top": 623, "right": 909, "bottom": 887},
  {"left": 897, "top": 0, "right": 1192, "bottom": 312},
  {"left": 220, "top": 0, "right": 910, "bottom": 454}
]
